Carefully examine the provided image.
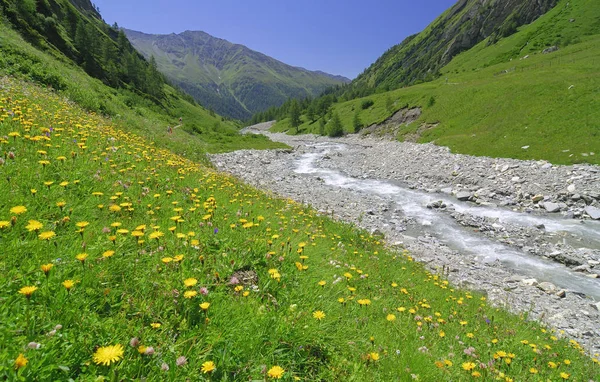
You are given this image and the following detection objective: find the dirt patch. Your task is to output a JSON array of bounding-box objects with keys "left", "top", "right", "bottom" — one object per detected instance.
[{"left": 361, "top": 107, "right": 421, "bottom": 138}]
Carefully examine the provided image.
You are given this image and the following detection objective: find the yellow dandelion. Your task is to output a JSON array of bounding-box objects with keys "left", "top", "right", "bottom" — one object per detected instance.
[
  {"left": 26, "top": 220, "right": 43, "bottom": 232},
  {"left": 38, "top": 231, "right": 56, "bottom": 240},
  {"left": 41, "top": 263, "right": 53, "bottom": 275},
  {"left": 267, "top": 365, "right": 285, "bottom": 379},
  {"left": 184, "top": 290, "right": 198, "bottom": 299},
  {"left": 200, "top": 302, "right": 210, "bottom": 311},
  {"left": 14, "top": 353, "right": 28, "bottom": 369},
  {"left": 0, "top": 221, "right": 10, "bottom": 229},
  {"left": 18, "top": 285, "right": 38, "bottom": 298},
  {"left": 62, "top": 279, "right": 75, "bottom": 291},
  {"left": 201, "top": 361, "right": 216, "bottom": 374},
  {"left": 386, "top": 314, "right": 396, "bottom": 322},
  {"left": 92, "top": 344, "right": 124, "bottom": 366},
  {"left": 184, "top": 278, "right": 198, "bottom": 287},
  {"left": 102, "top": 250, "right": 115, "bottom": 258},
  {"left": 150, "top": 323, "right": 161, "bottom": 329},
  {"left": 313, "top": 310, "right": 326, "bottom": 320},
  {"left": 462, "top": 362, "right": 476, "bottom": 371},
  {"left": 10, "top": 205, "right": 27, "bottom": 215},
  {"left": 369, "top": 352, "right": 380, "bottom": 361}
]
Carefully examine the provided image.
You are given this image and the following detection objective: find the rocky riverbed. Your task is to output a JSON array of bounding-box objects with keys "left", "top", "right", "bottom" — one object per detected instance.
[{"left": 210, "top": 123, "right": 600, "bottom": 355}]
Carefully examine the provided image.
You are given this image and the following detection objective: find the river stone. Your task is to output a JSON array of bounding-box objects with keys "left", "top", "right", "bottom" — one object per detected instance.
[
  {"left": 567, "top": 184, "right": 576, "bottom": 193},
  {"left": 544, "top": 202, "right": 561, "bottom": 213},
  {"left": 584, "top": 206, "right": 600, "bottom": 220},
  {"left": 521, "top": 278, "right": 538, "bottom": 286},
  {"left": 456, "top": 191, "right": 471, "bottom": 201},
  {"left": 531, "top": 194, "right": 544, "bottom": 203},
  {"left": 537, "top": 282, "right": 557, "bottom": 293}
]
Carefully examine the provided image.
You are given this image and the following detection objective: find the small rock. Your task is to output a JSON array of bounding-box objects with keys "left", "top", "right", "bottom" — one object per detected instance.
[
  {"left": 556, "top": 290, "right": 567, "bottom": 298},
  {"left": 567, "top": 184, "right": 576, "bottom": 193},
  {"left": 521, "top": 278, "right": 538, "bottom": 286},
  {"left": 586, "top": 274, "right": 599, "bottom": 279},
  {"left": 537, "top": 281, "right": 557, "bottom": 293},
  {"left": 531, "top": 194, "right": 544, "bottom": 203},
  {"left": 543, "top": 202, "right": 561, "bottom": 213},
  {"left": 456, "top": 191, "right": 471, "bottom": 201},
  {"left": 584, "top": 206, "right": 600, "bottom": 220},
  {"left": 591, "top": 302, "right": 600, "bottom": 311}
]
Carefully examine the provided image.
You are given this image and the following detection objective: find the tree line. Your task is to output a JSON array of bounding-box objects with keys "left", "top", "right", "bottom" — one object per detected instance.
[{"left": 1, "top": 0, "right": 166, "bottom": 101}]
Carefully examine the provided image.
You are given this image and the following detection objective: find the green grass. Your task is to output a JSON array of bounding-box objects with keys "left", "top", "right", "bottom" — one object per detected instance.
[
  {"left": 1, "top": 77, "right": 598, "bottom": 381},
  {"left": 0, "top": 24, "right": 288, "bottom": 164},
  {"left": 272, "top": 0, "right": 600, "bottom": 165}
]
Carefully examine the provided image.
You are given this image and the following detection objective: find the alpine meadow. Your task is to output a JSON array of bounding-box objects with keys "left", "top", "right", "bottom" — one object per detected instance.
[{"left": 1, "top": 0, "right": 600, "bottom": 381}]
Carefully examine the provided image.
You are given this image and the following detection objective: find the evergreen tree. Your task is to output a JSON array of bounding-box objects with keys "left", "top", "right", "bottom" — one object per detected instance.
[
  {"left": 353, "top": 110, "right": 363, "bottom": 133},
  {"left": 328, "top": 112, "right": 344, "bottom": 137},
  {"left": 289, "top": 99, "right": 301, "bottom": 133}
]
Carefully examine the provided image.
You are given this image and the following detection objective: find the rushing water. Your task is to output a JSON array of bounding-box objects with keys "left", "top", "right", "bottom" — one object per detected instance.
[{"left": 294, "top": 142, "right": 600, "bottom": 300}]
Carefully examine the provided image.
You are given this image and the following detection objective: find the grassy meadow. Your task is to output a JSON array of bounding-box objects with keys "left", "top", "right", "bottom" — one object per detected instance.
[
  {"left": 1, "top": 77, "right": 599, "bottom": 380},
  {"left": 271, "top": 0, "right": 600, "bottom": 165}
]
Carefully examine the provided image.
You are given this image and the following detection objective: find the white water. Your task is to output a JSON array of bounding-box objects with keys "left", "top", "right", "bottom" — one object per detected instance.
[{"left": 295, "top": 142, "right": 600, "bottom": 300}]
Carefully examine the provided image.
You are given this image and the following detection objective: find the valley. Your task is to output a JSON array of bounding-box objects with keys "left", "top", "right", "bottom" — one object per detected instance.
[{"left": 212, "top": 124, "right": 600, "bottom": 354}]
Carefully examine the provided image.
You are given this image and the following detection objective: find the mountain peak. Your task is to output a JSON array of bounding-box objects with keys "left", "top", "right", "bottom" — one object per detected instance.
[{"left": 125, "top": 29, "right": 349, "bottom": 120}]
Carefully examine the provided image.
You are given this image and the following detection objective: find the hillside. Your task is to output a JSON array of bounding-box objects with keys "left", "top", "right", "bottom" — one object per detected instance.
[
  {"left": 124, "top": 29, "right": 350, "bottom": 120},
  {"left": 2, "top": 73, "right": 599, "bottom": 381},
  {"left": 0, "top": 0, "right": 286, "bottom": 160},
  {"left": 269, "top": 0, "right": 600, "bottom": 165},
  {"left": 348, "top": 0, "right": 558, "bottom": 95}
]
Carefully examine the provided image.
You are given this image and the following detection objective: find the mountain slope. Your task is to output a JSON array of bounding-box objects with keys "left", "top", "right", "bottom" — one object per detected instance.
[
  {"left": 269, "top": 0, "right": 600, "bottom": 165},
  {"left": 351, "top": 0, "right": 558, "bottom": 92},
  {"left": 124, "top": 29, "right": 350, "bottom": 120},
  {"left": 0, "top": 0, "right": 287, "bottom": 161}
]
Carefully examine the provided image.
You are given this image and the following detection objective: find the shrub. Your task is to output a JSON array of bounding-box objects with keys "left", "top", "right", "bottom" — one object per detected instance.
[{"left": 360, "top": 99, "right": 374, "bottom": 109}]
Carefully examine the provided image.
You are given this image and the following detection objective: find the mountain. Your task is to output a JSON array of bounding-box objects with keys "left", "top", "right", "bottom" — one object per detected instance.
[
  {"left": 0, "top": 0, "right": 286, "bottom": 160},
  {"left": 267, "top": 0, "right": 600, "bottom": 165},
  {"left": 351, "top": 0, "right": 558, "bottom": 93},
  {"left": 124, "top": 29, "right": 350, "bottom": 120}
]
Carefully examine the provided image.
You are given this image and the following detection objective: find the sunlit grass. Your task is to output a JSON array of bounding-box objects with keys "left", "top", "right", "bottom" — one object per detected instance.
[{"left": 1, "top": 77, "right": 598, "bottom": 380}]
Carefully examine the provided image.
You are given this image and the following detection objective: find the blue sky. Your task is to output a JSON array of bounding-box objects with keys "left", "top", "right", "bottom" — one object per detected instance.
[{"left": 93, "top": 0, "right": 456, "bottom": 79}]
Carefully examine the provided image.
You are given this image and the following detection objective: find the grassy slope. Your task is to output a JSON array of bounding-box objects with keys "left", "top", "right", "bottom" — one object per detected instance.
[
  {"left": 0, "top": 24, "right": 287, "bottom": 164},
  {"left": 1, "top": 77, "right": 598, "bottom": 381},
  {"left": 272, "top": 0, "right": 600, "bottom": 165}
]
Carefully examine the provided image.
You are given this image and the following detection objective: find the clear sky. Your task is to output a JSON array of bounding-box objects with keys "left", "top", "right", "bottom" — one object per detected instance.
[{"left": 92, "top": 0, "right": 456, "bottom": 80}]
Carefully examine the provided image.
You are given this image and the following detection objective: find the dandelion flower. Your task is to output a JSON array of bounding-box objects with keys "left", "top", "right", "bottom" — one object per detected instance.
[
  {"left": 184, "top": 278, "right": 198, "bottom": 287},
  {"left": 26, "top": 220, "right": 43, "bottom": 232},
  {"left": 93, "top": 344, "right": 124, "bottom": 366},
  {"left": 10, "top": 205, "right": 27, "bottom": 215},
  {"left": 18, "top": 285, "right": 38, "bottom": 298},
  {"left": 313, "top": 310, "right": 325, "bottom": 320},
  {"left": 41, "top": 263, "right": 53, "bottom": 276},
  {"left": 38, "top": 231, "right": 56, "bottom": 240},
  {"left": 150, "top": 323, "right": 161, "bottom": 329},
  {"left": 318, "top": 280, "right": 326, "bottom": 286},
  {"left": 0, "top": 221, "right": 10, "bottom": 229},
  {"left": 14, "top": 353, "right": 28, "bottom": 369},
  {"left": 76, "top": 253, "right": 88, "bottom": 263},
  {"left": 369, "top": 352, "right": 380, "bottom": 361},
  {"left": 462, "top": 362, "right": 476, "bottom": 371},
  {"left": 62, "top": 280, "right": 75, "bottom": 291},
  {"left": 102, "top": 250, "right": 115, "bottom": 258},
  {"left": 560, "top": 372, "right": 570, "bottom": 379},
  {"left": 267, "top": 365, "right": 285, "bottom": 379},
  {"left": 386, "top": 314, "right": 396, "bottom": 322},
  {"left": 200, "top": 302, "right": 210, "bottom": 311},
  {"left": 184, "top": 290, "right": 198, "bottom": 299},
  {"left": 201, "top": 361, "right": 216, "bottom": 374}
]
